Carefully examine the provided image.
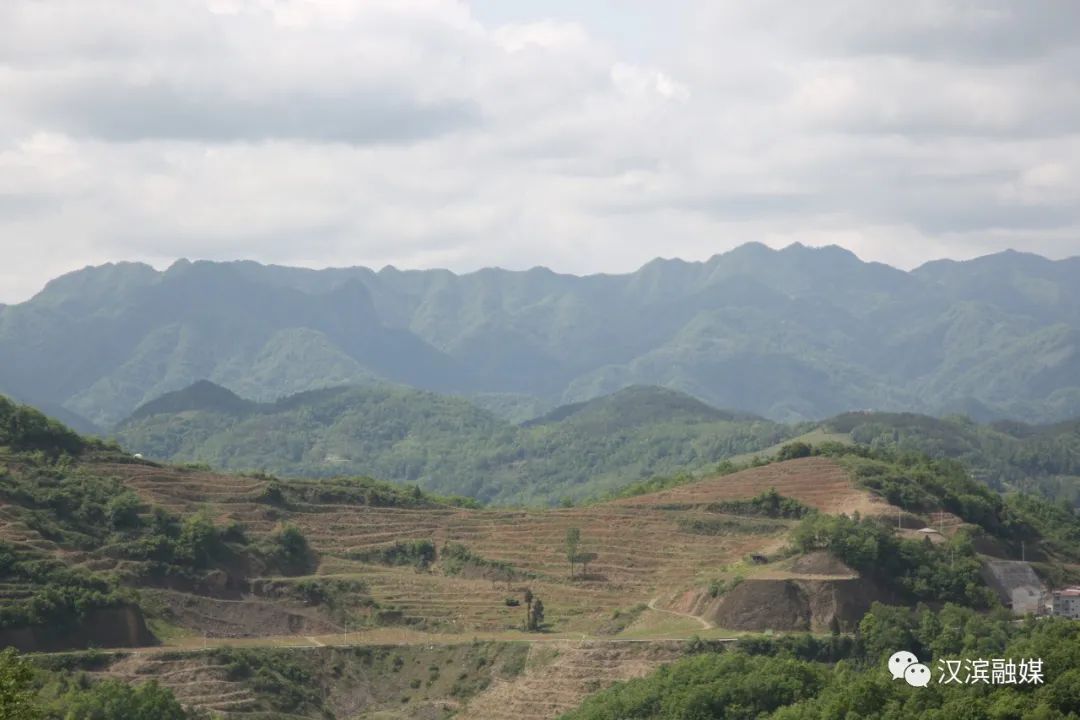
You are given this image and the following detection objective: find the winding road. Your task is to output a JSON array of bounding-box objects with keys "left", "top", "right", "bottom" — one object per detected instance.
[{"left": 647, "top": 596, "right": 713, "bottom": 630}]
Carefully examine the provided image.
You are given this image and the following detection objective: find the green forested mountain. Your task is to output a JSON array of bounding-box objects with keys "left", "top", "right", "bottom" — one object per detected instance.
[
  {"left": 115, "top": 383, "right": 791, "bottom": 505},
  {"left": 3, "top": 244, "right": 1080, "bottom": 428}
]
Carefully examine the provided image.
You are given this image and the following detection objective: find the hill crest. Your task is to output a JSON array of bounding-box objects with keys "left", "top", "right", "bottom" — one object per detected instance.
[{"left": 127, "top": 379, "right": 256, "bottom": 420}]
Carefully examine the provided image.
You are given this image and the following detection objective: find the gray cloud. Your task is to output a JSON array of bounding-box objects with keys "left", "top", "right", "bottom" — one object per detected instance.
[
  {"left": 702, "top": 1, "right": 1080, "bottom": 64},
  {"left": 1, "top": 0, "right": 1079, "bottom": 304},
  {"left": 26, "top": 78, "right": 480, "bottom": 144}
]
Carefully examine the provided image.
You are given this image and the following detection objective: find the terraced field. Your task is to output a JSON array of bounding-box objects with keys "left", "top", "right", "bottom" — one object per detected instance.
[
  {"left": 101, "top": 653, "right": 260, "bottom": 716},
  {"left": 458, "top": 640, "right": 686, "bottom": 720},
  {"left": 91, "top": 458, "right": 873, "bottom": 634},
  {"left": 613, "top": 456, "right": 889, "bottom": 516}
]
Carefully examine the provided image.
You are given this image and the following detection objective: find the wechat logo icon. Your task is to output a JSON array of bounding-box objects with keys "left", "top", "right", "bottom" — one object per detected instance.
[{"left": 888, "top": 651, "right": 931, "bottom": 688}]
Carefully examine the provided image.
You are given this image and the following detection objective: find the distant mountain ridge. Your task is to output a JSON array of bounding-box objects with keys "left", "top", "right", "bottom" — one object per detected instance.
[
  {"left": 115, "top": 382, "right": 790, "bottom": 505},
  {"left": 3, "top": 243, "right": 1080, "bottom": 426}
]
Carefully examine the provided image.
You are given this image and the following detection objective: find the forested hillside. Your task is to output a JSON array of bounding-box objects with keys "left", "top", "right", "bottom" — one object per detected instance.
[
  {"left": 116, "top": 383, "right": 790, "bottom": 505},
  {"left": 825, "top": 412, "right": 1080, "bottom": 505},
  {"left": 4, "top": 244, "right": 1080, "bottom": 428}
]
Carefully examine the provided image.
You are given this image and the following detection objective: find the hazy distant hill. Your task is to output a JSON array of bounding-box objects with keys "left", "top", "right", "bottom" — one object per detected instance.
[
  {"left": 116, "top": 383, "right": 791, "bottom": 504},
  {"left": 4, "top": 243, "right": 1080, "bottom": 427}
]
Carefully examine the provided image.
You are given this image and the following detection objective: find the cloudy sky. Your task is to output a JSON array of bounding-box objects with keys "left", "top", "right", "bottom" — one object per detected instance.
[{"left": 2, "top": 0, "right": 1079, "bottom": 303}]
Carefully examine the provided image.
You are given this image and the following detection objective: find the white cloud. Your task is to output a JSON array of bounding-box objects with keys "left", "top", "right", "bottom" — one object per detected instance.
[
  {"left": 493, "top": 20, "right": 589, "bottom": 53},
  {"left": 0, "top": 0, "right": 1079, "bottom": 303},
  {"left": 611, "top": 63, "right": 690, "bottom": 102}
]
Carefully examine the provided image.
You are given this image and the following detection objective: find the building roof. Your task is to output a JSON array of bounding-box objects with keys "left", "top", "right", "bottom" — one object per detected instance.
[{"left": 1053, "top": 587, "right": 1080, "bottom": 597}]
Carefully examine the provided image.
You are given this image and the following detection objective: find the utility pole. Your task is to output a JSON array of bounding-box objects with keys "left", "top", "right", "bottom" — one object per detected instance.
[{"left": 1021, "top": 541, "right": 1026, "bottom": 562}]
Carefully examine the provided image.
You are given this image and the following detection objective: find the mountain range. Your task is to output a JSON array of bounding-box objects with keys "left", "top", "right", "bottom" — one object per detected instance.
[{"left": 3, "top": 242, "right": 1080, "bottom": 429}]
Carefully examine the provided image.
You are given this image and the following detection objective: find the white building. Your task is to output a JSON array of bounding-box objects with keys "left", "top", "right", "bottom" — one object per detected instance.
[{"left": 1050, "top": 587, "right": 1080, "bottom": 619}]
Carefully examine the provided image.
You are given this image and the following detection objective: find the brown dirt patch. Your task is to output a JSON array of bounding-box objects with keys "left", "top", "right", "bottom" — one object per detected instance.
[
  {"left": 701, "top": 575, "right": 892, "bottom": 633},
  {"left": 145, "top": 589, "right": 339, "bottom": 638}
]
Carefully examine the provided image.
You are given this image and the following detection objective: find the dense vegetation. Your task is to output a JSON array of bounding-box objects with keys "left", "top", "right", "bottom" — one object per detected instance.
[
  {"left": 826, "top": 411, "right": 1080, "bottom": 505},
  {"left": 563, "top": 605, "right": 1080, "bottom": 719},
  {"left": 0, "top": 544, "right": 126, "bottom": 629},
  {"left": 116, "top": 383, "right": 792, "bottom": 504},
  {"left": 0, "top": 395, "right": 92, "bottom": 456},
  {"left": 790, "top": 514, "right": 993, "bottom": 607},
  {"left": 803, "top": 441, "right": 1080, "bottom": 564}
]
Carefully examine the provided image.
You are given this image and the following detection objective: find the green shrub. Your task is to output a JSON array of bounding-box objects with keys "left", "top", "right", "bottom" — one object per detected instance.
[
  {"left": 349, "top": 540, "right": 436, "bottom": 569},
  {"left": 707, "top": 488, "right": 814, "bottom": 519},
  {"left": 0, "top": 397, "right": 86, "bottom": 456}
]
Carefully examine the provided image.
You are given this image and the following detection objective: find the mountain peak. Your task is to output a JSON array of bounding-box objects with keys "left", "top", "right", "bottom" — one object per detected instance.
[
  {"left": 125, "top": 380, "right": 254, "bottom": 423},
  {"left": 31, "top": 262, "right": 159, "bottom": 307},
  {"left": 526, "top": 385, "right": 756, "bottom": 429}
]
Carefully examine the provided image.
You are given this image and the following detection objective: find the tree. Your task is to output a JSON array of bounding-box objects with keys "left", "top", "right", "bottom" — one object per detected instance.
[
  {"left": 523, "top": 588, "right": 533, "bottom": 630},
  {"left": 271, "top": 524, "right": 312, "bottom": 574},
  {"left": 0, "top": 648, "right": 41, "bottom": 720},
  {"left": 575, "top": 552, "right": 598, "bottom": 578},
  {"left": 530, "top": 599, "right": 545, "bottom": 631},
  {"left": 177, "top": 512, "right": 219, "bottom": 568},
  {"left": 777, "top": 441, "right": 813, "bottom": 461},
  {"left": 107, "top": 491, "right": 142, "bottom": 530},
  {"left": 565, "top": 527, "right": 581, "bottom": 579}
]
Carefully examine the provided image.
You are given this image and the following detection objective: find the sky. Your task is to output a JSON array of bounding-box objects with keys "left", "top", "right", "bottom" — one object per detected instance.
[{"left": 2, "top": 0, "right": 1080, "bottom": 304}]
